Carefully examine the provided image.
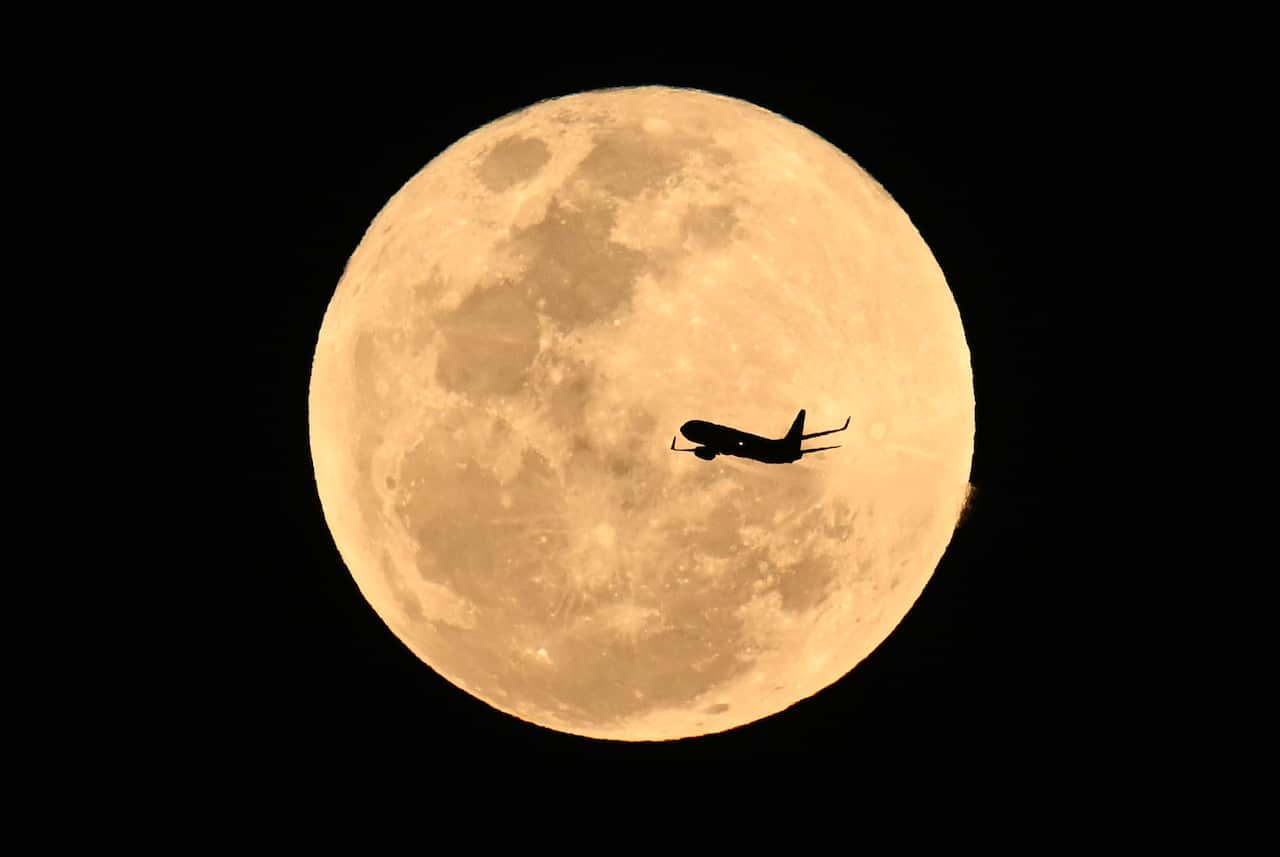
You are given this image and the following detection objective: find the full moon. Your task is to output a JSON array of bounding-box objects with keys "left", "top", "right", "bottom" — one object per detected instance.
[{"left": 309, "top": 86, "right": 973, "bottom": 741}]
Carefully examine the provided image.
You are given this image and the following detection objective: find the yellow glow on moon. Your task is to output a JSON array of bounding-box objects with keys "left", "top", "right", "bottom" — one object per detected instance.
[{"left": 309, "top": 86, "right": 974, "bottom": 741}]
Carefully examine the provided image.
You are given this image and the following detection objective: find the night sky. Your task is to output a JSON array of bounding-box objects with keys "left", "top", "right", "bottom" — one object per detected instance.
[{"left": 208, "top": 46, "right": 1098, "bottom": 764}]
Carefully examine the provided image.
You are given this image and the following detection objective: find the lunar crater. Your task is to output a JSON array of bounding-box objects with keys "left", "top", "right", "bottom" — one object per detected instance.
[{"left": 475, "top": 135, "right": 552, "bottom": 192}]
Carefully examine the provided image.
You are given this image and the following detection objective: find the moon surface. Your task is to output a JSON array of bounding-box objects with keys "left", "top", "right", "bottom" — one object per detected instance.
[{"left": 308, "top": 86, "right": 974, "bottom": 741}]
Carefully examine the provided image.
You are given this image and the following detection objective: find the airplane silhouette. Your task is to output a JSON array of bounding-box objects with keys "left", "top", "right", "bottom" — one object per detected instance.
[{"left": 670, "top": 409, "right": 850, "bottom": 463}]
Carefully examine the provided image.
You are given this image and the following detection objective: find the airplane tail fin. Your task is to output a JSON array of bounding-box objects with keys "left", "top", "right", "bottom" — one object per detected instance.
[{"left": 785, "top": 409, "right": 806, "bottom": 445}]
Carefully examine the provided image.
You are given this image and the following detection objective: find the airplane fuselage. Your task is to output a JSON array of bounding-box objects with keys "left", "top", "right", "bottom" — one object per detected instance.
[
  {"left": 679, "top": 420, "right": 802, "bottom": 464},
  {"left": 672, "top": 410, "right": 847, "bottom": 464}
]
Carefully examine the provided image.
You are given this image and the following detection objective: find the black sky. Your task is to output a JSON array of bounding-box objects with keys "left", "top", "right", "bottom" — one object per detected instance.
[{"left": 203, "top": 46, "right": 1104, "bottom": 765}]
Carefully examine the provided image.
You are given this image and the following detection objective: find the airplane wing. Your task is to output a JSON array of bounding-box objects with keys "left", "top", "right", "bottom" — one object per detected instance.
[
  {"left": 799, "top": 444, "right": 841, "bottom": 456},
  {"left": 801, "top": 417, "right": 851, "bottom": 441}
]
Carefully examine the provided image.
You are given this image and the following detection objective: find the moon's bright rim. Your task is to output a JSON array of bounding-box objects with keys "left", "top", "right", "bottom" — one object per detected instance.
[{"left": 309, "top": 86, "right": 973, "bottom": 741}]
